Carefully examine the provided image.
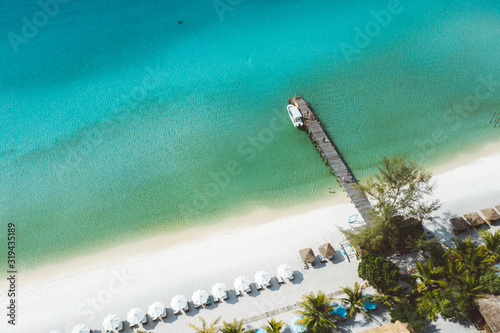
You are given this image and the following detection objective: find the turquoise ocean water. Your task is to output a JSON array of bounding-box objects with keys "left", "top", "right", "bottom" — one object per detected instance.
[{"left": 1, "top": 0, "right": 499, "bottom": 269}]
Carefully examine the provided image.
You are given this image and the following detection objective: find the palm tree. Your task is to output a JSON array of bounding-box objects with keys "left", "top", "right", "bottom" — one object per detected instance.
[
  {"left": 412, "top": 259, "right": 447, "bottom": 293},
  {"left": 479, "top": 230, "right": 500, "bottom": 257},
  {"left": 339, "top": 282, "right": 371, "bottom": 321},
  {"left": 186, "top": 316, "right": 221, "bottom": 333},
  {"left": 444, "top": 256, "right": 466, "bottom": 283},
  {"left": 373, "top": 285, "right": 404, "bottom": 309},
  {"left": 450, "top": 240, "right": 496, "bottom": 278},
  {"left": 295, "top": 291, "right": 341, "bottom": 331},
  {"left": 220, "top": 319, "right": 246, "bottom": 333},
  {"left": 261, "top": 317, "right": 284, "bottom": 333},
  {"left": 458, "top": 272, "right": 486, "bottom": 300}
]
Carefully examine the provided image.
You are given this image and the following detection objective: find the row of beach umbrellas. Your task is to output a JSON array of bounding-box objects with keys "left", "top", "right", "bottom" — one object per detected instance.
[{"left": 55, "top": 264, "right": 294, "bottom": 333}]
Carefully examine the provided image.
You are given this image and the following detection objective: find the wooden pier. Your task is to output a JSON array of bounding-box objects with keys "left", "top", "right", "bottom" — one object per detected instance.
[{"left": 289, "top": 96, "right": 373, "bottom": 223}]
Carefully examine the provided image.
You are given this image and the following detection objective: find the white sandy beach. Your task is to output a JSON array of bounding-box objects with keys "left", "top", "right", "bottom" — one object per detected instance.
[{"left": 2, "top": 144, "right": 500, "bottom": 333}]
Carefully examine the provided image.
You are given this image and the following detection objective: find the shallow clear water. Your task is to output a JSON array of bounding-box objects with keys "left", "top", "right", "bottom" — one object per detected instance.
[{"left": 1, "top": 0, "right": 499, "bottom": 269}]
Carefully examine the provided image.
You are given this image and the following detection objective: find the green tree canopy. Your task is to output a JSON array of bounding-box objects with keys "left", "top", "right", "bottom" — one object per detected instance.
[
  {"left": 343, "top": 155, "right": 441, "bottom": 254},
  {"left": 295, "top": 291, "right": 341, "bottom": 331},
  {"left": 358, "top": 255, "right": 400, "bottom": 293}
]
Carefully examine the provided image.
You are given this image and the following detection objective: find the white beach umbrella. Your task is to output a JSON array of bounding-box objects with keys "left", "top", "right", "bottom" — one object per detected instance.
[
  {"left": 127, "top": 307, "right": 146, "bottom": 326},
  {"left": 255, "top": 270, "right": 271, "bottom": 286},
  {"left": 71, "top": 324, "right": 90, "bottom": 333},
  {"left": 192, "top": 289, "right": 209, "bottom": 306},
  {"left": 171, "top": 294, "right": 188, "bottom": 313},
  {"left": 148, "top": 301, "right": 166, "bottom": 319},
  {"left": 234, "top": 276, "right": 251, "bottom": 292},
  {"left": 103, "top": 314, "right": 122, "bottom": 331},
  {"left": 211, "top": 282, "right": 227, "bottom": 299},
  {"left": 278, "top": 264, "right": 293, "bottom": 279}
]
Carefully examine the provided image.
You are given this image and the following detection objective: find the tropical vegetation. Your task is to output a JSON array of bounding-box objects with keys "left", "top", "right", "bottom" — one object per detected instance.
[
  {"left": 358, "top": 254, "right": 400, "bottom": 293},
  {"left": 342, "top": 155, "right": 441, "bottom": 255},
  {"left": 186, "top": 316, "right": 221, "bottom": 333},
  {"left": 260, "top": 317, "right": 285, "bottom": 333},
  {"left": 295, "top": 291, "right": 341, "bottom": 332}
]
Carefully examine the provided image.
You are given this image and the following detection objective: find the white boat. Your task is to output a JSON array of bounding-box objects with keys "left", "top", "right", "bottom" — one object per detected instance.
[{"left": 287, "top": 104, "right": 303, "bottom": 127}]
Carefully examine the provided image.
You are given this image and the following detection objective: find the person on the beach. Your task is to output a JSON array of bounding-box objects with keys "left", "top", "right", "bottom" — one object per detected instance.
[
  {"left": 328, "top": 186, "right": 331, "bottom": 193},
  {"left": 342, "top": 177, "right": 345, "bottom": 182}
]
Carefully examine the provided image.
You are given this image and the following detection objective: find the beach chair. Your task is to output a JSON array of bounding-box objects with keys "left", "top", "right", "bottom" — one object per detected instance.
[
  {"left": 277, "top": 276, "right": 284, "bottom": 284},
  {"left": 318, "top": 254, "right": 327, "bottom": 263}
]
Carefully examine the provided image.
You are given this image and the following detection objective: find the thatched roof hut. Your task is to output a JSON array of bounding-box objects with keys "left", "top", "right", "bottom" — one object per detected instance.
[
  {"left": 449, "top": 217, "right": 470, "bottom": 234},
  {"left": 299, "top": 248, "right": 315, "bottom": 263},
  {"left": 360, "top": 320, "right": 415, "bottom": 333},
  {"left": 318, "top": 243, "right": 335, "bottom": 258},
  {"left": 464, "top": 212, "right": 486, "bottom": 227},
  {"left": 481, "top": 208, "right": 500, "bottom": 223},
  {"left": 476, "top": 296, "right": 500, "bottom": 333}
]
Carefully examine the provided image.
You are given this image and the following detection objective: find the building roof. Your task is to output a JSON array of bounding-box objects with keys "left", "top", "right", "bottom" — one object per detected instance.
[
  {"left": 359, "top": 321, "right": 414, "bottom": 333},
  {"left": 476, "top": 296, "right": 500, "bottom": 333}
]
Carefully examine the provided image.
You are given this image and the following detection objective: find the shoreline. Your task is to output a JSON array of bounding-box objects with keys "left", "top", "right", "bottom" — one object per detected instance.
[
  {"left": 11, "top": 141, "right": 500, "bottom": 288},
  {"left": 2, "top": 143, "right": 500, "bottom": 333}
]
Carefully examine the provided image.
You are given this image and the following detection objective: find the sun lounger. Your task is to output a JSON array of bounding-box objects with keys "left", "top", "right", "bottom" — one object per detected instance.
[
  {"left": 265, "top": 281, "right": 271, "bottom": 287},
  {"left": 302, "top": 261, "right": 309, "bottom": 269},
  {"left": 213, "top": 296, "right": 220, "bottom": 303},
  {"left": 245, "top": 287, "right": 252, "bottom": 293},
  {"left": 235, "top": 289, "right": 242, "bottom": 297},
  {"left": 318, "top": 254, "right": 327, "bottom": 263},
  {"left": 277, "top": 276, "right": 284, "bottom": 284},
  {"left": 205, "top": 297, "right": 211, "bottom": 306},
  {"left": 222, "top": 292, "right": 228, "bottom": 300},
  {"left": 464, "top": 212, "right": 486, "bottom": 228},
  {"left": 449, "top": 216, "right": 470, "bottom": 234},
  {"left": 256, "top": 284, "right": 263, "bottom": 290},
  {"left": 289, "top": 274, "right": 294, "bottom": 281},
  {"left": 481, "top": 208, "right": 500, "bottom": 224}
]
